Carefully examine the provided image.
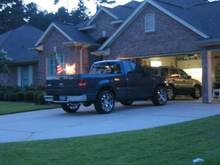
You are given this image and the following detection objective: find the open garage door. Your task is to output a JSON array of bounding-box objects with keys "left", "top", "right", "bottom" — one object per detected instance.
[{"left": 118, "top": 54, "right": 202, "bottom": 100}]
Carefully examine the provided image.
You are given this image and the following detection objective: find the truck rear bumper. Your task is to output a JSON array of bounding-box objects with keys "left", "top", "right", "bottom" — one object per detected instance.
[{"left": 44, "top": 95, "right": 87, "bottom": 103}]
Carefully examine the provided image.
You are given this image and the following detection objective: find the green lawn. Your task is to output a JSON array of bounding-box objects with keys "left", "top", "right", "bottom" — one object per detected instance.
[
  {"left": 0, "top": 116, "right": 220, "bottom": 165},
  {"left": 0, "top": 101, "right": 59, "bottom": 115}
]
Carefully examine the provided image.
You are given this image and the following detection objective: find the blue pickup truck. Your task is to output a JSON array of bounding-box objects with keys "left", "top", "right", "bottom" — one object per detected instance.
[{"left": 45, "top": 60, "right": 168, "bottom": 114}]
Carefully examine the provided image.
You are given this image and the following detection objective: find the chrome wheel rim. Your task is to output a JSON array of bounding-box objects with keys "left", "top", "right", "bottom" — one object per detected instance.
[
  {"left": 101, "top": 92, "right": 114, "bottom": 112},
  {"left": 157, "top": 88, "right": 168, "bottom": 104}
]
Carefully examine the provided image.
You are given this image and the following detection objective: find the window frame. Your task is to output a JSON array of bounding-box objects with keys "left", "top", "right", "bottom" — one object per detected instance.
[
  {"left": 47, "top": 54, "right": 65, "bottom": 77},
  {"left": 144, "top": 13, "right": 156, "bottom": 33}
]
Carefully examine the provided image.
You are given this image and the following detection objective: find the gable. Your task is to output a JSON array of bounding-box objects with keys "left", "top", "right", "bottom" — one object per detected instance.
[
  {"left": 108, "top": 3, "right": 203, "bottom": 58},
  {"left": 88, "top": 11, "right": 119, "bottom": 41},
  {"left": 100, "top": 0, "right": 209, "bottom": 51},
  {"left": 87, "top": 8, "right": 118, "bottom": 26},
  {"left": 40, "top": 27, "right": 70, "bottom": 48},
  {"left": 35, "top": 23, "right": 72, "bottom": 46}
]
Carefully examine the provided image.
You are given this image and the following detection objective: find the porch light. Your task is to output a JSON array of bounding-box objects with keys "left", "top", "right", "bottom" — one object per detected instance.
[
  {"left": 150, "top": 61, "right": 162, "bottom": 67},
  {"left": 65, "top": 64, "right": 76, "bottom": 75}
]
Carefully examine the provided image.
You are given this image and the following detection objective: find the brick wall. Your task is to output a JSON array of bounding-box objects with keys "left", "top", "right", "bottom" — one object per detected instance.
[
  {"left": 88, "top": 12, "right": 119, "bottom": 41},
  {"left": 38, "top": 28, "right": 90, "bottom": 85},
  {"left": 107, "top": 3, "right": 203, "bottom": 59},
  {"left": 0, "top": 73, "right": 8, "bottom": 86}
]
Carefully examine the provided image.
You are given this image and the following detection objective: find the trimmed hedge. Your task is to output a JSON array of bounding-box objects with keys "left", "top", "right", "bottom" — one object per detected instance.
[{"left": 0, "top": 86, "right": 46, "bottom": 104}]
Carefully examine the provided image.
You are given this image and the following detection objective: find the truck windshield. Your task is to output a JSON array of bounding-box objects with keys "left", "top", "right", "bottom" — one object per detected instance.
[{"left": 90, "top": 62, "right": 121, "bottom": 74}]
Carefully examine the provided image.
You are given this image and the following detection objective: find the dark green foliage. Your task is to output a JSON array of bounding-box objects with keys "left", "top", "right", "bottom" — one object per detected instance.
[
  {"left": 15, "top": 91, "right": 25, "bottom": 101},
  {"left": 24, "top": 91, "right": 34, "bottom": 102},
  {"left": 35, "top": 92, "right": 46, "bottom": 105},
  {"left": 0, "top": 86, "right": 46, "bottom": 104},
  {"left": 0, "top": 0, "right": 90, "bottom": 33}
]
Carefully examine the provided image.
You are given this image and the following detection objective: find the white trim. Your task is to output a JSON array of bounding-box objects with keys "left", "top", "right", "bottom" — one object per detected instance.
[
  {"left": 17, "top": 67, "right": 21, "bottom": 87},
  {"left": 78, "top": 25, "right": 96, "bottom": 31},
  {"left": 29, "top": 65, "right": 33, "bottom": 86},
  {"left": 35, "top": 23, "right": 72, "bottom": 46},
  {"left": 87, "top": 7, "right": 119, "bottom": 26},
  {"left": 111, "top": 20, "right": 124, "bottom": 25},
  {"left": 99, "top": 0, "right": 209, "bottom": 50}
]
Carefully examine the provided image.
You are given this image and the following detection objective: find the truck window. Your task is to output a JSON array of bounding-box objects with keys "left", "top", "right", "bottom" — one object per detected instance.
[{"left": 90, "top": 62, "right": 121, "bottom": 74}]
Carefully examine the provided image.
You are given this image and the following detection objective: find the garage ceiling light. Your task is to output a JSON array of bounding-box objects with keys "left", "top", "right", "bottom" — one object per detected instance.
[{"left": 151, "top": 61, "right": 162, "bottom": 67}]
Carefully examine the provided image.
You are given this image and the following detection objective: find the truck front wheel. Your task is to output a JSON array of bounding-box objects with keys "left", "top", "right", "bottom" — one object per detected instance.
[
  {"left": 95, "top": 90, "right": 115, "bottom": 114},
  {"left": 62, "top": 103, "right": 80, "bottom": 113},
  {"left": 152, "top": 86, "right": 168, "bottom": 106}
]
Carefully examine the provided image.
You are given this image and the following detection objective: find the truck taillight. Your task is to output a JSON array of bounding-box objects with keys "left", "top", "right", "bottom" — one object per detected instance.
[{"left": 78, "top": 79, "right": 86, "bottom": 87}]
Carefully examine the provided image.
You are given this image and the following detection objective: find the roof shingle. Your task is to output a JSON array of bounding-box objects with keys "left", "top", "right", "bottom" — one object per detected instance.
[{"left": 0, "top": 25, "right": 43, "bottom": 63}]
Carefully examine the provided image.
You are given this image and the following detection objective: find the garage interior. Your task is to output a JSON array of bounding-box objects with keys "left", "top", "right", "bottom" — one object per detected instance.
[{"left": 118, "top": 52, "right": 220, "bottom": 102}]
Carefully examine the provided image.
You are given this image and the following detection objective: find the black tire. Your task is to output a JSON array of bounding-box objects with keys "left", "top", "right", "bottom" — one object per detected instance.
[
  {"left": 121, "top": 101, "right": 133, "bottom": 106},
  {"left": 167, "top": 86, "right": 176, "bottom": 100},
  {"left": 95, "top": 90, "right": 115, "bottom": 114},
  {"left": 152, "top": 86, "right": 168, "bottom": 106},
  {"left": 62, "top": 103, "right": 80, "bottom": 113},
  {"left": 191, "top": 85, "right": 201, "bottom": 99}
]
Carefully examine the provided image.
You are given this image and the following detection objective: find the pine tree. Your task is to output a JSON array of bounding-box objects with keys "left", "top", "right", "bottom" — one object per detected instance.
[{"left": 71, "top": 0, "right": 89, "bottom": 24}]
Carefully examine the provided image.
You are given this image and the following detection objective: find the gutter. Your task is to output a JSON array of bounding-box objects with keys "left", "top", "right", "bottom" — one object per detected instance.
[{"left": 198, "top": 39, "right": 220, "bottom": 47}]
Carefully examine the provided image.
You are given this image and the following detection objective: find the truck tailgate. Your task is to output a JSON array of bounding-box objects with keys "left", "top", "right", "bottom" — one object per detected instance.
[{"left": 46, "top": 77, "right": 83, "bottom": 96}]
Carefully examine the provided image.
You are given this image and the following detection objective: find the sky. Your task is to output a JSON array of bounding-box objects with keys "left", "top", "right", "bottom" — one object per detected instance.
[{"left": 23, "top": 0, "right": 143, "bottom": 15}]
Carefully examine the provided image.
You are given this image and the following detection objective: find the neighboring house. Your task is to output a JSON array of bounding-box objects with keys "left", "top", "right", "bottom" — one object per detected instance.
[
  {"left": 35, "top": 0, "right": 220, "bottom": 103},
  {"left": 0, "top": 25, "right": 43, "bottom": 87}
]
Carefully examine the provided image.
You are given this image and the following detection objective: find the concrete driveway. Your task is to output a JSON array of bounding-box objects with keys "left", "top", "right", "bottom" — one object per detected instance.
[{"left": 0, "top": 100, "right": 220, "bottom": 143}]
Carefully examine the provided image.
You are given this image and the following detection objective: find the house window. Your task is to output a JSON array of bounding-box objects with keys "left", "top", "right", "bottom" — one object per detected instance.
[
  {"left": 17, "top": 65, "right": 33, "bottom": 87},
  {"left": 47, "top": 54, "right": 64, "bottom": 76},
  {"left": 145, "top": 13, "right": 155, "bottom": 33}
]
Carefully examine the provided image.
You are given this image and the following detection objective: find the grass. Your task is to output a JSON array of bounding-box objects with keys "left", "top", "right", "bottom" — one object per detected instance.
[
  {"left": 0, "top": 101, "right": 59, "bottom": 115},
  {"left": 0, "top": 116, "right": 220, "bottom": 165}
]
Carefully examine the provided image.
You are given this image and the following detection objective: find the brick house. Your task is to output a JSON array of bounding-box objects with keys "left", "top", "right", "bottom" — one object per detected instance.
[
  {"left": 0, "top": 25, "right": 43, "bottom": 87},
  {"left": 35, "top": 0, "right": 220, "bottom": 103}
]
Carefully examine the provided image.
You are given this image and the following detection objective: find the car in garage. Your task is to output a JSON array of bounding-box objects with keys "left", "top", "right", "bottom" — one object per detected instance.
[
  {"left": 145, "top": 67, "right": 202, "bottom": 100},
  {"left": 44, "top": 60, "right": 168, "bottom": 114}
]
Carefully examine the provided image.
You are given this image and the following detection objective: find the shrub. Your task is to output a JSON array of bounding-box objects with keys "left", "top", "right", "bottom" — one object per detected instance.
[
  {"left": 8, "top": 92, "right": 17, "bottom": 101},
  {"left": 35, "top": 91, "right": 45, "bottom": 104},
  {"left": 24, "top": 91, "right": 34, "bottom": 102},
  {"left": 16, "top": 91, "right": 25, "bottom": 101},
  {"left": 0, "top": 91, "right": 4, "bottom": 100}
]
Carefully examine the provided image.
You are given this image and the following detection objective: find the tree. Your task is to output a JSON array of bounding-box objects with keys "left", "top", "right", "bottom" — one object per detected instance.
[
  {"left": 0, "top": 50, "right": 11, "bottom": 73},
  {"left": 71, "top": 0, "right": 89, "bottom": 23},
  {"left": 0, "top": 0, "right": 25, "bottom": 33},
  {"left": 54, "top": 0, "right": 116, "bottom": 5}
]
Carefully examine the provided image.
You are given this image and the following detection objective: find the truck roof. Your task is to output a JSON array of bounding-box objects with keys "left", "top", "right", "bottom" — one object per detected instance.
[{"left": 94, "top": 60, "right": 122, "bottom": 64}]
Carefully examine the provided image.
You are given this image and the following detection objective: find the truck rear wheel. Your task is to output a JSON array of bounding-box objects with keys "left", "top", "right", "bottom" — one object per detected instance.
[
  {"left": 95, "top": 90, "right": 115, "bottom": 114},
  {"left": 62, "top": 103, "right": 80, "bottom": 113},
  {"left": 152, "top": 86, "right": 168, "bottom": 106}
]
